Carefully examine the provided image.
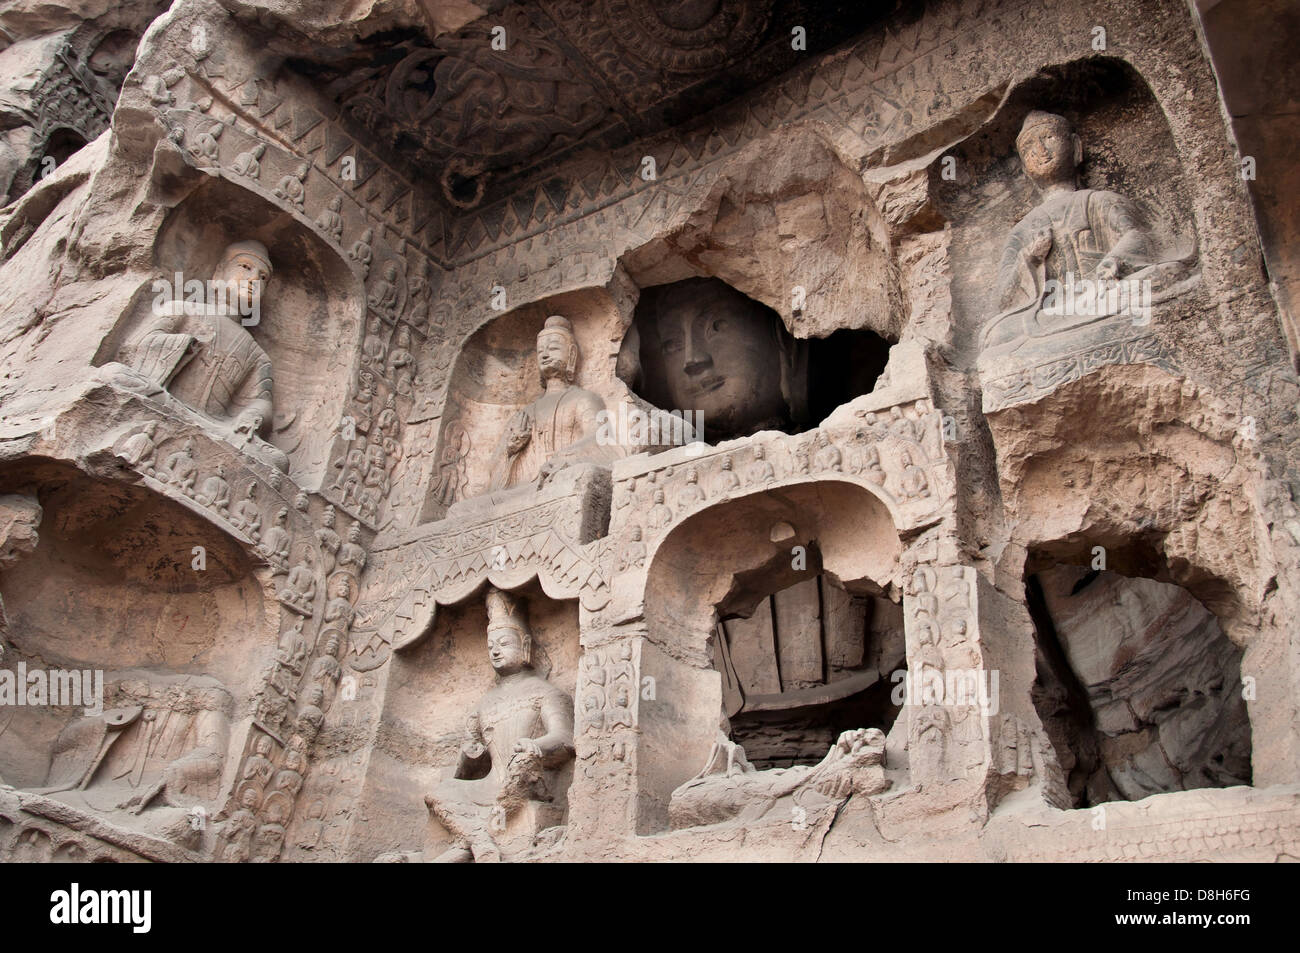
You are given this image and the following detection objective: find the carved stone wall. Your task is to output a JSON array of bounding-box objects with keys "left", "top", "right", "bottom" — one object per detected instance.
[{"left": 0, "top": 0, "right": 1297, "bottom": 864}]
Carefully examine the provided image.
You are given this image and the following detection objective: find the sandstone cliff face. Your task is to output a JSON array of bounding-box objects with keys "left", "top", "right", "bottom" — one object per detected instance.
[{"left": 0, "top": 0, "right": 1296, "bottom": 863}]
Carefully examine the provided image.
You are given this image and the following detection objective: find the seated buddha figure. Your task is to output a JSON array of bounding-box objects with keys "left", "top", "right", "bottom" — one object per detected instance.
[
  {"left": 424, "top": 588, "right": 574, "bottom": 862},
  {"left": 487, "top": 315, "right": 615, "bottom": 492},
  {"left": 104, "top": 240, "right": 288, "bottom": 471},
  {"left": 980, "top": 110, "right": 1192, "bottom": 357}
]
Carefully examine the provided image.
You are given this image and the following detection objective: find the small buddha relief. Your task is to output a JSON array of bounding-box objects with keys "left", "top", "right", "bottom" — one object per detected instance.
[{"left": 487, "top": 315, "right": 616, "bottom": 491}]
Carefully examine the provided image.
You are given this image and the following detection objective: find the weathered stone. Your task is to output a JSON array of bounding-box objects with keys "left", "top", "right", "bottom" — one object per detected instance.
[{"left": 0, "top": 0, "right": 1296, "bottom": 867}]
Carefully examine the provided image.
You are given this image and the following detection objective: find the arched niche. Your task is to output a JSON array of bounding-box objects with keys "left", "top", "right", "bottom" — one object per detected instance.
[
  {"left": 935, "top": 56, "right": 1200, "bottom": 357},
  {"left": 996, "top": 366, "right": 1266, "bottom": 631},
  {"left": 1024, "top": 554, "right": 1251, "bottom": 809},
  {"left": 93, "top": 174, "right": 365, "bottom": 488},
  {"left": 619, "top": 124, "right": 903, "bottom": 342},
  {"left": 988, "top": 364, "right": 1288, "bottom": 784},
  {"left": 636, "top": 479, "right": 903, "bottom": 833},
  {"left": 613, "top": 126, "right": 904, "bottom": 443},
  {"left": 368, "top": 580, "right": 580, "bottom": 861},
  {"left": 420, "top": 287, "right": 629, "bottom": 519},
  {"left": 0, "top": 461, "right": 276, "bottom": 789}
]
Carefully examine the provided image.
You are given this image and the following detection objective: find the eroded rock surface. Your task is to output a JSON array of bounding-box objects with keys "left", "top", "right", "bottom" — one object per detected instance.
[{"left": 0, "top": 0, "right": 1297, "bottom": 864}]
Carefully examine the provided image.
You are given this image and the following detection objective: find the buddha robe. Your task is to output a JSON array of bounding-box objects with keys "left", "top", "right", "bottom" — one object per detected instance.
[
  {"left": 128, "top": 311, "right": 273, "bottom": 428},
  {"left": 983, "top": 188, "right": 1156, "bottom": 352},
  {"left": 488, "top": 384, "right": 609, "bottom": 490}
]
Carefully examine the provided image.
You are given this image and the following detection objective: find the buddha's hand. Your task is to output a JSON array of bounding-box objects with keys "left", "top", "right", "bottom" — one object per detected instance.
[
  {"left": 1095, "top": 256, "right": 1119, "bottom": 280},
  {"left": 505, "top": 411, "right": 532, "bottom": 454},
  {"left": 1026, "top": 227, "right": 1053, "bottom": 263},
  {"left": 513, "top": 738, "right": 543, "bottom": 760},
  {"left": 536, "top": 460, "right": 559, "bottom": 488}
]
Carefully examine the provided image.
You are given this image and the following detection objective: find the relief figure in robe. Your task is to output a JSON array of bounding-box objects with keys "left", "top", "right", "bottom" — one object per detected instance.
[
  {"left": 424, "top": 588, "right": 574, "bottom": 862},
  {"left": 488, "top": 315, "right": 614, "bottom": 491},
  {"left": 104, "top": 240, "right": 288, "bottom": 470},
  {"left": 980, "top": 111, "right": 1193, "bottom": 356}
]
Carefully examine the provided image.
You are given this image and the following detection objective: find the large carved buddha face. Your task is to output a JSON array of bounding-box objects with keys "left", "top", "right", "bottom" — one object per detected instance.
[
  {"left": 640, "top": 278, "right": 790, "bottom": 439},
  {"left": 487, "top": 626, "right": 528, "bottom": 674}
]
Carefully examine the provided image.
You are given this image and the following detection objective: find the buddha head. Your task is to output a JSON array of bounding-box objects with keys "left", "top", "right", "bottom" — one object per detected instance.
[
  {"left": 535, "top": 315, "right": 579, "bottom": 387},
  {"left": 485, "top": 586, "right": 531, "bottom": 674},
  {"left": 632, "top": 278, "right": 806, "bottom": 441},
  {"left": 283, "top": 747, "right": 306, "bottom": 773},
  {"left": 210, "top": 237, "right": 271, "bottom": 315},
  {"left": 213, "top": 240, "right": 272, "bottom": 316},
  {"left": 1016, "top": 110, "right": 1082, "bottom": 192}
]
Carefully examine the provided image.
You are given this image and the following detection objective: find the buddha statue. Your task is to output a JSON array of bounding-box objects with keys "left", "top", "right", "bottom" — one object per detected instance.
[
  {"left": 424, "top": 587, "right": 574, "bottom": 862},
  {"left": 108, "top": 240, "right": 287, "bottom": 470},
  {"left": 980, "top": 110, "right": 1192, "bottom": 356},
  {"left": 630, "top": 278, "right": 808, "bottom": 442},
  {"left": 487, "top": 315, "right": 614, "bottom": 491}
]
